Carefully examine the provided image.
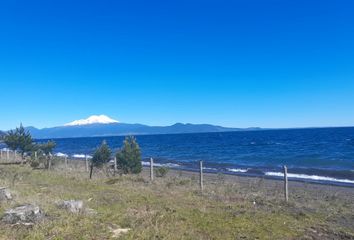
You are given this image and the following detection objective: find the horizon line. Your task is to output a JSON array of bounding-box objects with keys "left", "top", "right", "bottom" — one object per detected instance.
[{"left": 2, "top": 123, "right": 354, "bottom": 132}]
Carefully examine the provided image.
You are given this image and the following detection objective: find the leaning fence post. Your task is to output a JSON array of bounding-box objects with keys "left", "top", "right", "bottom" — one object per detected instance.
[
  {"left": 284, "top": 165, "right": 289, "bottom": 202},
  {"left": 85, "top": 155, "right": 89, "bottom": 172},
  {"left": 200, "top": 160, "right": 204, "bottom": 192},
  {"left": 114, "top": 157, "right": 117, "bottom": 172},
  {"left": 150, "top": 158, "right": 154, "bottom": 182}
]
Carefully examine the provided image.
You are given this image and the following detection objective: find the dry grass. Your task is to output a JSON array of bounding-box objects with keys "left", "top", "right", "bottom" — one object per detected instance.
[{"left": 0, "top": 164, "right": 353, "bottom": 239}]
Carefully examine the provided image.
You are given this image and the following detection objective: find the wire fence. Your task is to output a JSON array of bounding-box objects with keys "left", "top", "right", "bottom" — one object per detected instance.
[
  {"left": 0, "top": 149, "right": 290, "bottom": 202},
  {"left": 0, "top": 149, "right": 21, "bottom": 163}
]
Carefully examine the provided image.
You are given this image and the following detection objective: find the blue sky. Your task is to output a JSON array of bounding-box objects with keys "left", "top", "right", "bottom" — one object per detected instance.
[{"left": 0, "top": 0, "right": 353, "bottom": 130}]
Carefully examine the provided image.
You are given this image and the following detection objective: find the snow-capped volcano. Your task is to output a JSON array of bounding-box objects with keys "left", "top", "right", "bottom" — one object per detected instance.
[{"left": 64, "top": 115, "right": 119, "bottom": 126}]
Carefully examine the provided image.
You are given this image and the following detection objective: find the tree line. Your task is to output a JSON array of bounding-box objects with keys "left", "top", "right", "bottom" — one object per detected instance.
[{"left": 2, "top": 124, "right": 142, "bottom": 175}]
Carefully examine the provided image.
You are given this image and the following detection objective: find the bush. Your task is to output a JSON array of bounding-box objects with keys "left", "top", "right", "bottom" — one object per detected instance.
[
  {"left": 29, "top": 150, "right": 46, "bottom": 169},
  {"left": 36, "top": 141, "right": 56, "bottom": 156},
  {"left": 116, "top": 136, "right": 142, "bottom": 174},
  {"left": 217, "top": 172, "right": 225, "bottom": 183},
  {"left": 156, "top": 167, "right": 169, "bottom": 178},
  {"left": 177, "top": 179, "right": 191, "bottom": 186},
  {"left": 35, "top": 141, "right": 57, "bottom": 169},
  {"left": 30, "top": 160, "right": 40, "bottom": 169}
]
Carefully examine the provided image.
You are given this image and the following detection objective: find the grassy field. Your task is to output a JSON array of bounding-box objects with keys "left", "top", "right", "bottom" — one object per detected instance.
[{"left": 0, "top": 164, "right": 353, "bottom": 239}]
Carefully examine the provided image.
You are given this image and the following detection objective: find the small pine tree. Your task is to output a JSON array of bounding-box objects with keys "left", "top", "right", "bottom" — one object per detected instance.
[
  {"left": 17, "top": 124, "right": 33, "bottom": 157},
  {"left": 90, "top": 140, "right": 112, "bottom": 179},
  {"left": 116, "top": 136, "right": 142, "bottom": 174},
  {"left": 92, "top": 140, "right": 111, "bottom": 167}
]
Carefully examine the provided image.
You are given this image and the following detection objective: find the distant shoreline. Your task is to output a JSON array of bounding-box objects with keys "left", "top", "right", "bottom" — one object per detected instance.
[{"left": 10, "top": 125, "right": 354, "bottom": 140}]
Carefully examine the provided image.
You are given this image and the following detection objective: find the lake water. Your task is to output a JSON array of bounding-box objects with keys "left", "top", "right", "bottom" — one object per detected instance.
[
  {"left": 4, "top": 127, "right": 353, "bottom": 186},
  {"left": 0, "top": 128, "right": 354, "bottom": 187}
]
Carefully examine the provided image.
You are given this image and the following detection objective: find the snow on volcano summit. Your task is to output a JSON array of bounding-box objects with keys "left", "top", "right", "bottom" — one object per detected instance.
[{"left": 64, "top": 115, "right": 119, "bottom": 126}]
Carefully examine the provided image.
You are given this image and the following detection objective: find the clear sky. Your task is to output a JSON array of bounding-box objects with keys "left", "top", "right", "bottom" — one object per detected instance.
[{"left": 0, "top": 0, "right": 353, "bottom": 130}]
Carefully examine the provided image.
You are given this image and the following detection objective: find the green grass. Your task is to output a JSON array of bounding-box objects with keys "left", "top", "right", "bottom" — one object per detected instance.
[{"left": 0, "top": 165, "right": 353, "bottom": 239}]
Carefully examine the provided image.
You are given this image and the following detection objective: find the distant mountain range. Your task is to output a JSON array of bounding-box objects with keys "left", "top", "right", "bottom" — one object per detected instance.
[
  {"left": 25, "top": 123, "right": 260, "bottom": 139},
  {"left": 3, "top": 115, "right": 261, "bottom": 139}
]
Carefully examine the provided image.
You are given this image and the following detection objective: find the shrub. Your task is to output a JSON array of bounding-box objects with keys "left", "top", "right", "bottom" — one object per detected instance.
[
  {"left": 35, "top": 141, "right": 57, "bottom": 169},
  {"left": 30, "top": 160, "right": 40, "bottom": 169},
  {"left": 156, "top": 167, "right": 169, "bottom": 178},
  {"left": 28, "top": 149, "right": 46, "bottom": 169},
  {"left": 178, "top": 179, "right": 191, "bottom": 186},
  {"left": 217, "top": 172, "right": 225, "bottom": 183},
  {"left": 36, "top": 141, "right": 56, "bottom": 156},
  {"left": 116, "top": 136, "right": 142, "bottom": 174}
]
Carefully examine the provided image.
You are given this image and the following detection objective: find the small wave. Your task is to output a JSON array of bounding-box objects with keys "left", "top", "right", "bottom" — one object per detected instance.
[
  {"left": 142, "top": 161, "right": 180, "bottom": 168},
  {"left": 203, "top": 167, "right": 218, "bottom": 171},
  {"left": 55, "top": 152, "right": 68, "bottom": 157},
  {"left": 72, "top": 154, "right": 92, "bottom": 159},
  {"left": 154, "top": 162, "right": 180, "bottom": 168},
  {"left": 227, "top": 168, "right": 248, "bottom": 173},
  {"left": 265, "top": 172, "right": 354, "bottom": 184}
]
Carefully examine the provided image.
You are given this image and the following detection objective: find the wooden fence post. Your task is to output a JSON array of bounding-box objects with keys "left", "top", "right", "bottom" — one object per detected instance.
[
  {"left": 0, "top": 149, "right": 2, "bottom": 159},
  {"left": 48, "top": 154, "right": 52, "bottom": 170},
  {"left": 65, "top": 156, "right": 68, "bottom": 168},
  {"left": 89, "top": 163, "right": 93, "bottom": 179},
  {"left": 284, "top": 165, "right": 289, "bottom": 202},
  {"left": 150, "top": 158, "right": 154, "bottom": 182},
  {"left": 114, "top": 157, "right": 117, "bottom": 172},
  {"left": 14, "top": 150, "right": 16, "bottom": 161},
  {"left": 35, "top": 151, "right": 37, "bottom": 161},
  {"left": 200, "top": 160, "right": 204, "bottom": 192},
  {"left": 85, "top": 155, "right": 89, "bottom": 172},
  {"left": 6, "top": 149, "right": 9, "bottom": 161}
]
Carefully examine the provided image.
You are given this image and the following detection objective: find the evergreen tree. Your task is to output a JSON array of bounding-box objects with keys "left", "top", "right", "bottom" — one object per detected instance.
[
  {"left": 92, "top": 140, "right": 111, "bottom": 167},
  {"left": 89, "top": 141, "right": 112, "bottom": 179},
  {"left": 4, "top": 129, "right": 19, "bottom": 151},
  {"left": 116, "top": 136, "right": 142, "bottom": 174},
  {"left": 4, "top": 124, "right": 33, "bottom": 158}
]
